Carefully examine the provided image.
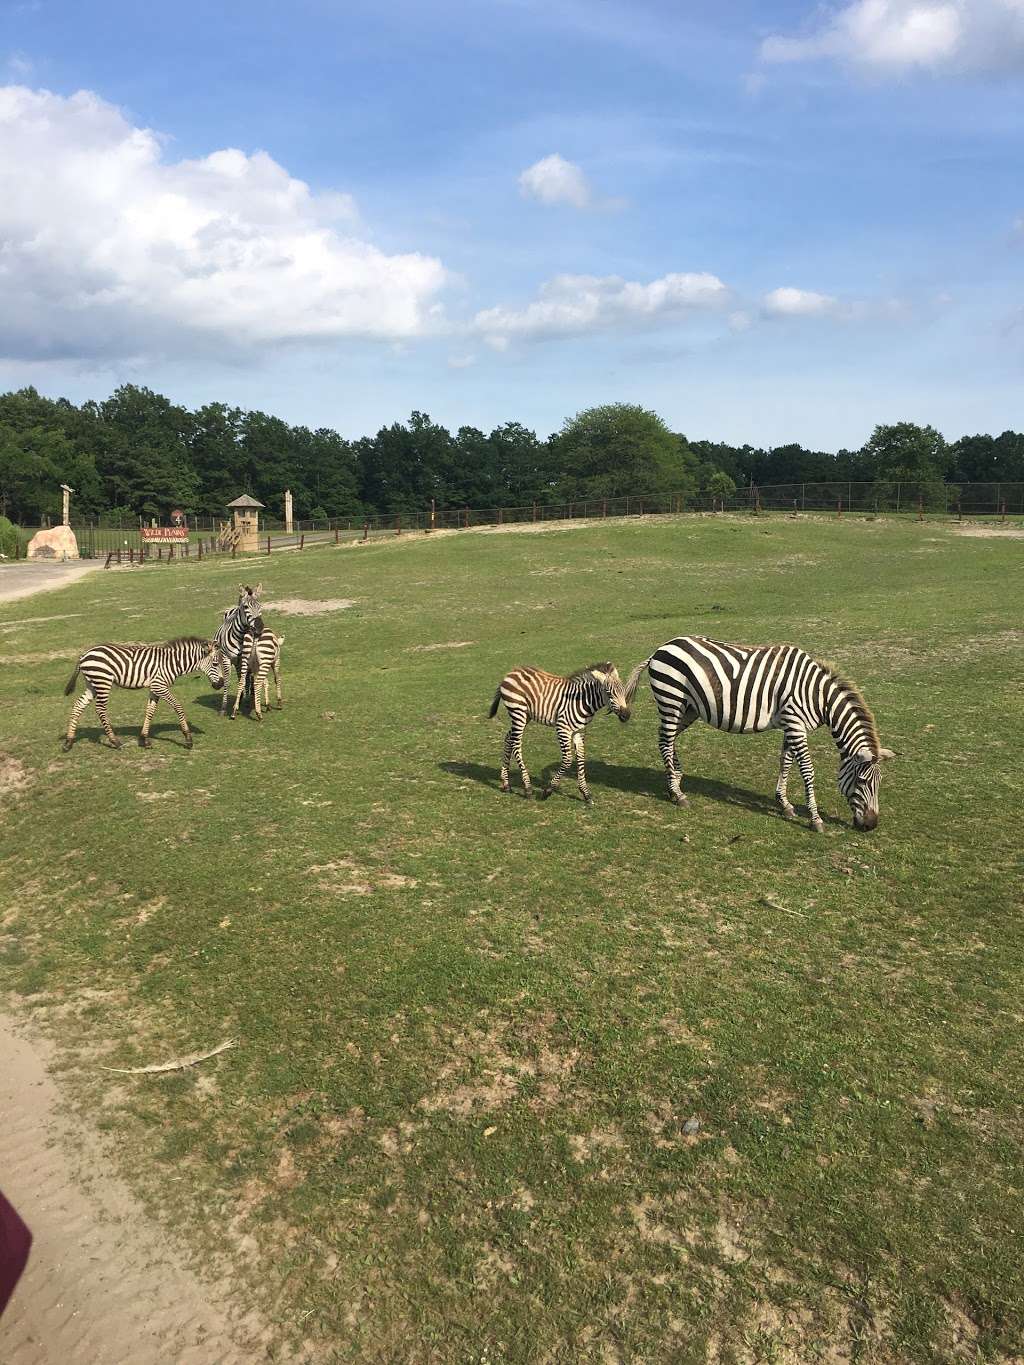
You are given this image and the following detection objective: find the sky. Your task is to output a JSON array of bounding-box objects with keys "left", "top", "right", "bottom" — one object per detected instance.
[{"left": 1, "top": 0, "right": 1022, "bottom": 449}]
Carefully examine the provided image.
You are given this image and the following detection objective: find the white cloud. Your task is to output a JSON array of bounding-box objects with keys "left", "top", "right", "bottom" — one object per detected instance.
[
  {"left": 447, "top": 353, "right": 476, "bottom": 368},
  {"left": 761, "top": 286, "right": 840, "bottom": 317},
  {"left": 761, "top": 0, "right": 1024, "bottom": 74},
  {"left": 518, "top": 153, "right": 594, "bottom": 209},
  {"left": 0, "top": 85, "right": 448, "bottom": 361},
  {"left": 472, "top": 271, "right": 728, "bottom": 345}
]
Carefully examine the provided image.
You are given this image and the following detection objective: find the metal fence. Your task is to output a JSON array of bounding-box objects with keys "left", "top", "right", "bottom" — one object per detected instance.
[{"left": 14, "top": 481, "right": 1022, "bottom": 559}]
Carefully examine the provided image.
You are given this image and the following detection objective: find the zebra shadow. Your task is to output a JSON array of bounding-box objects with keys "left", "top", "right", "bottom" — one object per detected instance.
[
  {"left": 439, "top": 759, "right": 844, "bottom": 826},
  {"left": 66, "top": 722, "right": 209, "bottom": 748}
]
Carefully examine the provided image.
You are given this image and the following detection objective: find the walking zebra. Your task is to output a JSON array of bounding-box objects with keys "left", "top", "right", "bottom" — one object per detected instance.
[
  {"left": 215, "top": 583, "right": 264, "bottom": 716},
  {"left": 62, "top": 637, "right": 225, "bottom": 751},
  {"left": 624, "top": 637, "right": 894, "bottom": 831},
  {"left": 231, "top": 631, "right": 284, "bottom": 720},
  {"left": 488, "top": 663, "right": 631, "bottom": 802}
]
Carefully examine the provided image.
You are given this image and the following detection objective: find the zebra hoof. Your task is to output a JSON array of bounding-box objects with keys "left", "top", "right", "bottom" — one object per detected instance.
[
  {"left": 671, "top": 793, "right": 688, "bottom": 807},
  {"left": 538, "top": 789, "right": 552, "bottom": 801},
  {"left": 184, "top": 737, "right": 194, "bottom": 749},
  {"left": 61, "top": 738, "right": 73, "bottom": 753},
  {"left": 780, "top": 805, "right": 797, "bottom": 821},
  {"left": 582, "top": 794, "right": 593, "bottom": 805},
  {"left": 108, "top": 738, "right": 122, "bottom": 750},
  {"left": 138, "top": 736, "right": 152, "bottom": 749},
  {"left": 810, "top": 818, "right": 824, "bottom": 833}
]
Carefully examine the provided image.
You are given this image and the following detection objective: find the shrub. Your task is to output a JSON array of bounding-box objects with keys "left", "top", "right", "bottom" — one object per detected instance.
[{"left": 0, "top": 515, "right": 22, "bottom": 559}]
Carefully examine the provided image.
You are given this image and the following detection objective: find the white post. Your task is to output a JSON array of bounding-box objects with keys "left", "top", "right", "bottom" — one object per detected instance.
[
  {"left": 61, "top": 483, "right": 74, "bottom": 527},
  {"left": 284, "top": 488, "right": 293, "bottom": 535}
]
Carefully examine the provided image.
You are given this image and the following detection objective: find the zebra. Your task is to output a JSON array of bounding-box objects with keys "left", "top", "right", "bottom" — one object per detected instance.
[
  {"left": 215, "top": 583, "right": 264, "bottom": 716},
  {"left": 62, "top": 637, "right": 226, "bottom": 751},
  {"left": 624, "top": 637, "right": 894, "bottom": 832},
  {"left": 230, "top": 631, "right": 284, "bottom": 720},
  {"left": 488, "top": 663, "right": 631, "bottom": 802}
]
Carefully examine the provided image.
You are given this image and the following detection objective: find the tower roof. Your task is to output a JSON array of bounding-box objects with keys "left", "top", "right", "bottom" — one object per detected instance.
[{"left": 226, "top": 494, "right": 265, "bottom": 509}]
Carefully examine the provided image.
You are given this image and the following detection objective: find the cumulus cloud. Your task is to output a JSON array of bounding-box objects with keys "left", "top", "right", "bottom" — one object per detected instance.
[
  {"left": 0, "top": 85, "right": 448, "bottom": 361},
  {"left": 518, "top": 153, "right": 595, "bottom": 209},
  {"left": 761, "top": 287, "right": 840, "bottom": 317},
  {"left": 761, "top": 0, "right": 1024, "bottom": 74},
  {"left": 472, "top": 271, "right": 728, "bottom": 345}
]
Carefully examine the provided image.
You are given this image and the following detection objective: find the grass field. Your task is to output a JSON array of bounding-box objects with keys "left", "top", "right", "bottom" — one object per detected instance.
[{"left": 1, "top": 514, "right": 1022, "bottom": 1364}]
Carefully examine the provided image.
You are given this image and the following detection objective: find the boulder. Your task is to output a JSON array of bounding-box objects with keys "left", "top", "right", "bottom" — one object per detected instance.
[{"left": 27, "top": 525, "right": 80, "bottom": 561}]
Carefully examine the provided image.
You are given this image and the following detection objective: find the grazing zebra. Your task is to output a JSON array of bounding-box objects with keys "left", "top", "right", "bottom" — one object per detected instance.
[
  {"left": 488, "top": 663, "right": 631, "bottom": 802},
  {"left": 230, "top": 631, "right": 284, "bottom": 720},
  {"left": 215, "top": 583, "right": 264, "bottom": 715},
  {"left": 624, "top": 637, "right": 894, "bottom": 831},
  {"left": 62, "top": 637, "right": 225, "bottom": 751}
]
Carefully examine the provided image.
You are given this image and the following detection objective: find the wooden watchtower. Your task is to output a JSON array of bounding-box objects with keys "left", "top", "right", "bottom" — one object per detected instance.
[{"left": 225, "top": 494, "right": 265, "bottom": 552}]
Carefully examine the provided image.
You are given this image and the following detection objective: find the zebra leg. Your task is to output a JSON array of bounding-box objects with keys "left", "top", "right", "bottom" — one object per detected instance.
[
  {"left": 786, "top": 730, "right": 822, "bottom": 832},
  {"left": 231, "top": 656, "right": 249, "bottom": 719},
  {"left": 573, "top": 731, "right": 592, "bottom": 804},
  {"left": 63, "top": 686, "right": 94, "bottom": 751},
  {"left": 273, "top": 660, "right": 282, "bottom": 710},
  {"left": 93, "top": 687, "right": 121, "bottom": 749},
  {"left": 775, "top": 741, "right": 797, "bottom": 820},
  {"left": 221, "top": 655, "right": 239, "bottom": 716},
  {"left": 500, "top": 727, "right": 514, "bottom": 793},
  {"left": 658, "top": 706, "right": 692, "bottom": 805},
  {"left": 250, "top": 666, "right": 263, "bottom": 721},
  {"left": 158, "top": 684, "right": 193, "bottom": 748},
  {"left": 541, "top": 723, "right": 575, "bottom": 800},
  {"left": 510, "top": 716, "right": 533, "bottom": 796},
  {"left": 139, "top": 691, "right": 159, "bottom": 747}
]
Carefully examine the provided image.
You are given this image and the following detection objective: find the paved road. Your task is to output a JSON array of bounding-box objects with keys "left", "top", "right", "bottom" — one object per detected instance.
[{"left": 0, "top": 561, "right": 102, "bottom": 606}]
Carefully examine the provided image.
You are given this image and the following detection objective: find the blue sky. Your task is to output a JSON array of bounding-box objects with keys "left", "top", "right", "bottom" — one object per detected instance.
[{"left": 1, "top": 0, "right": 1021, "bottom": 448}]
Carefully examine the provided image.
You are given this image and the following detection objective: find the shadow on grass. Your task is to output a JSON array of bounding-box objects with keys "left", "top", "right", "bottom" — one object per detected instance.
[
  {"left": 60, "top": 720, "right": 209, "bottom": 749},
  {"left": 439, "top": 758, "right": 846, "bottom": 827}
]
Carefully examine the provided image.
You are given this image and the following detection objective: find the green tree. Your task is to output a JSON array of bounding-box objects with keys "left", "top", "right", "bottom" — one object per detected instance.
[
  {"left": 550, "top": 403, "right": 695, "bottom": 503},
  {"left": 705, "top": 469, "right": 737, "bottom": 507}
]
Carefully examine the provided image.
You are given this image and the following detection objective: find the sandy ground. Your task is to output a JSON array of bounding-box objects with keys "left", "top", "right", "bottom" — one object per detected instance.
[
  {"left": 0, "top": 1020, "right": 263, "bottom": 1364},
  {"left": 0, "top": 562, "right": 102, "bottom": 606}
]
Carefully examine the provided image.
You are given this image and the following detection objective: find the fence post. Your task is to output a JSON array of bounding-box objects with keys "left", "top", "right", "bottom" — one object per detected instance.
[
  {"left": 231, "top": 543, "right": 236, "bottom": 559},
  {"left": 464, "top": 506, "right": 470, "bottom": 529},
  {"left": 395, "top": 516, "right": 401, "bottom": 537},
  {"left": 362, "top": 520, "right": 369, "bottom": 542},
  {"left": 801, "top": 482, "right": 806, "bottom": 512},
  {"left": 158, "top": 545, "right": 163, "bottom": 561},
  {"left": 1001, "top": 500, "right": 1006, "bottom": 524},
  {"left": 532, "top": 502, "right": 538, "bottom": 522},
  {"left": 266, "top": 535, "right": 271, "bottom": 555},
  {"left": 497, "top": 507, "right": 503, "bottom": 525},
  {"left": 957, "top": 497, "right": 962, "bottom": 523},
  {"left": 300, "top": 533, "right": 305, "bottom": 549},
  {"left": 625, "top": 497, "right": 630, "bottom": 516},
  {"left": 335, "top": 527, "right": 339, "bottom": 545},
  {"left": 168, "top": 544, "right": 174, "bottom": 561},
  {"left": 917, "top": 495, "right": 924, "bottom": 522},
  {"left": 837, "top": 498, "right": 842, "bottom": 518},
  {"left": 895, "top": 483, "right": 901, "bottom": 514},
  {"left": 197, "top": 541, "right": 202, "bottom": 561},
  {"left": 104, "top": 551, "right": 114, "bottom": 568}
]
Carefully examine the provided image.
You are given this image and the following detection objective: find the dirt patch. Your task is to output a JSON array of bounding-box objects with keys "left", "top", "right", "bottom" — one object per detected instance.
[
  {"left": 0, "top": 755, "right": 33, "bottom": 799},
  {"left": 954, "top": 524, "right": 1024, "bottom": 538},
  {"left": 305, "top": 859, "right": 417, "bottom": 895},
  {"left": 265, "top": 598, "right": 354, "bottom": 615},
  {"left": 405, "top": 641, "right": 474, "bottom": 652},
  {"left": 0, "top": 650, "right": 79, "bottom": 665},
  {"left": 0, "top": 1013, "right": 264, "bottom": 1363}
]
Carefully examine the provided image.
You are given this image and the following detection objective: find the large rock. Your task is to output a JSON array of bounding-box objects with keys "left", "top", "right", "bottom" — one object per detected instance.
[{"left": 27, "top": 526, "right": 79, "bottom": 561}]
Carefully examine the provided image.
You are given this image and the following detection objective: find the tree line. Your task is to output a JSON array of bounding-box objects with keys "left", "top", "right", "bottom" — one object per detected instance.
[{"left": 1, "top": 383, "right": 1022, "bottom": 526}]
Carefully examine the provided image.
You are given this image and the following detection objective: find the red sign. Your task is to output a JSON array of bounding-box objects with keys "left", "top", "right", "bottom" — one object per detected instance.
[{"left": 141, "top": 527, "right": 189, "bottom": 541}]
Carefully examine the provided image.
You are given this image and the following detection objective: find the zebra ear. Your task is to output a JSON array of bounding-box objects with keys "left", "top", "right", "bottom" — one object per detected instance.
[
  {"left": 254, "top": 581, "right": 263, "bottom": 595},
  {"left": 879, "top": 747, "right": 896, "bottom": 760}
]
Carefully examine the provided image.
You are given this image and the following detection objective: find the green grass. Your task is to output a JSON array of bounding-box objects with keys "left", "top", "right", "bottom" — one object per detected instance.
[{"left": 1, "top": 514, "right": 1022, "bottom": 1363}]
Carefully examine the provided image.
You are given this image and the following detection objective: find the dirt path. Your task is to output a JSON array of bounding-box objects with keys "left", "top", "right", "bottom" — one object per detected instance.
[
  {"left": 0, "top": 1017, "right": 263, "bottom": 1364},
  {"left": 0, "top": 563, "right": 102, "bottom": 606}
]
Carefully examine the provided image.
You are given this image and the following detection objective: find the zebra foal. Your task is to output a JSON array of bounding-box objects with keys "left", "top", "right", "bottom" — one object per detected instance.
[
  {"left": 215, "top": 583, "right": 264, "bottom": 716},
  {"left": 625, "top": 637, "right": 894, "bottom": 831},
  {"left": 488, "top": 663, "right": 631, "bottom": 802},
  {"left": 62, "top": 637, "right": 225, "bottom": 751},
  {"left": 231, "top": 631, "right": 284, "bottom": 720}
]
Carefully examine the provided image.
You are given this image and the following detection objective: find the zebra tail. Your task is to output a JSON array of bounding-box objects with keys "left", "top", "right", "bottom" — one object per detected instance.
[
  {"left": 487, "top": 688, "right": 502, "bottom": 719},
  {"left": 63, "top": 665, "right": 80, "bottom": 696},
  {"left": 624, "top": 657, "right": 651, "bottom": 704}
]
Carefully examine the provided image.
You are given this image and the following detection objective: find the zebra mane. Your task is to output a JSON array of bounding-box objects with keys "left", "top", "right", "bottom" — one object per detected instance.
[
  {"left": 161, "top": 635, "right": 213, "bottom": 649},
  {"left": 821, "top": 662, "right": 880, "bottom": 758},
  {"left": 568, "top": 661, "right": 613, "bottom": 680}
]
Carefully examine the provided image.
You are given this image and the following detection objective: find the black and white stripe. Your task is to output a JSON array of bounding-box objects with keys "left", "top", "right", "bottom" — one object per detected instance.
[
  {"left": 230, "top": 631, "right": 284, "bottom": 720},
  {"left": 488, "top": 662, "right": 631, "bottom": 802},
  {"left": 215, "top": 583, "right": 264, "bottom": 715},
  {"left": 62, "top": 637, "right": 225, "bottom": 751},
  {"left": 625, "top": 637, "right": 893, "bottom": 831}
]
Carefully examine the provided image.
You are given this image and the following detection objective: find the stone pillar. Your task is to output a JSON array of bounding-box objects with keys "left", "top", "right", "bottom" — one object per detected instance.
[
  {"left": 284, "top": 489, "right": 294, "bottom": 535},
  {"left": 61, "top": 484, "right": 74, "bottom": 526}
]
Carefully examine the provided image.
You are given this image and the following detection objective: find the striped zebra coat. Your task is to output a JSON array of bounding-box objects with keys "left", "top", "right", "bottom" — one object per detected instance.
[
  {"left": 488, "top": 663, "right": 631, "bottom": 802},
  {"left": 215, "top": 583, "right": 264, "bottom": 715},
  {"left": 62, "top": 637, "right": 225, "bottom": 751},
  {"left": 624, "top": 637, "right": 893, "bottom": 831},
  {"left": 231, "top": 631, "right": 284, "bottom": 720}
]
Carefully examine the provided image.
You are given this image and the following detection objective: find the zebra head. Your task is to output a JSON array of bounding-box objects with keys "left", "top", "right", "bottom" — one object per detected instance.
[
  {"left": 238, "top": 582, "right": 265, "bottom": 635},
  {"left": 201, "top": 641, "right": 227, "bottom": 691},
  {"left": 590, "top": 663, "right": 631, "bottom": 723},
  {"left": 838, "top": 746, "right": 894, "bottom": 830}
]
